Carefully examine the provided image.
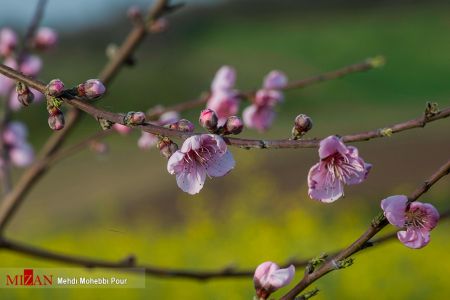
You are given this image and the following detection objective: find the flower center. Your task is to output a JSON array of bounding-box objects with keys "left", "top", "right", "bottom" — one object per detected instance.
[{"left": 405, "top": 208, "right": 428, "bottom": 229}]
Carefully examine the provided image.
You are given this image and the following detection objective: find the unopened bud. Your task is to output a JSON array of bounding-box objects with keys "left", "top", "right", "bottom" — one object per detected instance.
[
  {"left": 16, "top": 82, "right": 34, "bottom": 107},
  {"left": 292, "top": 114, "right": 313, "bottom": 139},
  {"left": 46, "top": 79, "right": 65, "bottom": 97},
  {"left": 48, "top": 109, "right": 65, "bottom": 131},
  {"left": 77, "top": 79, "right": 106, "bottom": 99},
  {"left": 125, "top": 111, "right": 146, "bottom": 125},
  {"left": 32, "top": 27, "right": 58, "bottom": 51},
  {"left": 0, "top": 28, "right": 18, "bottom": 57},
  {"left": 149, "top": 18, "right": 169, "bottom": 33},
  {"left": 199, "top": 108, "right": 218, "bottom": 132},
  {"left": 157, "top": 138, "right": 178, "bottom": 159},
  {"left": 127, "top": 6, "right": 142, "bottom": 22},
  {"left": 224, "top": 116, "right": 243, "bottom": 135},
  {"left": 169, "top": 119, "right": 194, "bottom": 132}
]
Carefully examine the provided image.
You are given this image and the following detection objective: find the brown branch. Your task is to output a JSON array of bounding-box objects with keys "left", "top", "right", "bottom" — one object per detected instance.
[
  {"left": 280, "top": 158, "right": 450, "bottom": 300},
  {"left": 0, "top": 0, "right": 177, "bottom": 233},
  {"left": 0, "top": 209, "right": 448, "bottom": 281},
  {"left": 1, "top": 62, "right": 449, "bottom": 151}
]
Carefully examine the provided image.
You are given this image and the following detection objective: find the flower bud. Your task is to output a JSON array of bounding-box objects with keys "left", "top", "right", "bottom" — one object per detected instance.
[
  {"left": 16, "top": 82, "right": 34, "bottom": 107},
  {"left": 157, "top": 138, "right": 178, "bottom": 159},
  {"left": 0, "top": 27, "right": 18, "bottom": 57},
  {"left": 48, "top": 109, "right": 65, "bottom": 131},
  {"left": 19, "top": 55, "right": 42, "bottom": 77},
  {"left": 113, "top": 123, "right": 132, "bottom": 135},
  {"left": 199, "top": 108, "right": 218, "bottom": 132},
  {"left": 149, "top": 18, "right": 169, "bottom": 33},
  {"left": 125, "top": 111, "right": 146, "bottom": 125},
  {"left": 224, "top": 116, "right": 243, "bottom": 135},
  {"left": 77, "top": 79, "right": 106, "bottom": 99},
  {"left": 292, "top": 114, "right": 313, "bottom": 139},
  {"left": 32, "top": 27, "right": 58, "bottom": 50},
  {"left": 127, "top": 5, "right": 142, "bottom": 22},
  {"left": 46, "top": 79, "right": 65, "bottom": 97},
  {"left": 169, "top": 119, "right": 194, "bottom": 133}
]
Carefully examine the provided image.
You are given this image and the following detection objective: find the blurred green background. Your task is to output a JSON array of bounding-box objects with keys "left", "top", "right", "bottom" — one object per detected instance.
[{"left": 1, "top": 0, "right": 449, "bottom": 299}]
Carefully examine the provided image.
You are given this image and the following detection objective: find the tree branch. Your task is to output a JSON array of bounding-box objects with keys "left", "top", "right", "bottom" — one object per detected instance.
[{"left": 280, "top": 158, "right": 450, "bottom": 300}]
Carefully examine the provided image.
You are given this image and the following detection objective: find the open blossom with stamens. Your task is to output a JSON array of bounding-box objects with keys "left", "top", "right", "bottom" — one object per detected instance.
[
  {"left": 207, "top": 66, "right": 239, "bottom": 125},
  {"left": 243, "top": 70, "right": 287, "bottom": 132},
  {"left": 381, "top": 195, "right": 439, "bottom": 249},
  {"left": 253, "top": 261, "right": 295, "bottom": 299},
  {"left": 167, "top": 134, "right": 235, "bottom": 195},
  {"left": 308, "top": 136, "right": 372, "bottom": 203}
]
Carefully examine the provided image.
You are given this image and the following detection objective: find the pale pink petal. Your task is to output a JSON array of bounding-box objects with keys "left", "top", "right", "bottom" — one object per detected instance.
[
  {"left": 10, "top": 143, "right": 34, "bottom": 167},
  {"left": 175, "top": 161, "right": 206, "bottom": 195},
  {"left": 159, "top": 111, "right": 179, "bottom": 125},
  {"left": 318, "top": 136, "right": 347, "bottom": 159},
  {"left": 180, "top": 135, "right": 202, "bottom": 153},
  {"left": 0, "top": 57, "right": 18, "bottom": 96},
  {"left": 205, "top": 150, "right": 235, "bottom": 177},
  {"left": 263, "top": 70, "right": 288, "bottom": 90},
  {"left": 254, "top": 262, "right": 280, "bottom": 289},
  {"left": 342, "top": 157, "right": 369, "bottom": 185},
  {"left": 20, "top": 55, "right": 42, "bottom": 77},
  {"left": 138, "top": 132, "right": 158, "bottom": 150},
  {"left": 269, "top": 265, "right": 295, "bottom": 289},
  {"left": 3, "top": 121, "right": 27, "bottom": 145},
  {"left": 202, "top": 134, "right": 227, "bottom": 154},
  {"left": 206, "top": 90, "right": 239, "bottom": 125},
  {"left": 211, "top": 65, "right": 236, "bottom": 92},
  {"left": 113, "top": 123, "right": 132, "bottom": 135},
  {"left": 308, "top": 162, "right": 344, "bottom": 202},
  {"left": 167, "top": 151, "right": 185, "bottom": 174},
  {"left": 254, "top": 89, "right": 284, "bottom": 107},
  {"left": 381, "top": 195, "right": 407, "bottom": 228},
  {"left": 243, "top": 104, "right": 275, "bottom": 132},
  {"left": 397, "top": 228, "right": 429, "bottom": 249},
  {"left": 409, "top": 202, "right": 440, "bottom": 231}
]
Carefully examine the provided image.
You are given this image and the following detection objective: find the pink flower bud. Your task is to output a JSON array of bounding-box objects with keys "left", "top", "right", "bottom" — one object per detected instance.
[
  {"left": 46, "top": 79, "right": 65, "bottom": 97},
  {"left": 206, "top": 90, "right": 240, "bottom": 125},
  {"left": 211, "top": 65, "right": 236, "bottom": 92},
  {"left": 125, "top": 111, "right": 146, "bottom": 125},
  {"left": 33, "top": 27, "right": 58, "bottom": 50},
  {"left": 158, "top": 138, "right": 178, "bottom": 159},
  {"left": 254, "top": 89, "right": 283, "bottom": 107},
  {"left": 263, "top": 70, "right": 288, "bottom": 90},
  {"left": 169, "top": 119, "right": 194, "bottom": 133},
  {"left": 0, "top": 57, "right": 18, "bottom": 96},
  {"left": 77, "top": 79, "right": 106, "bottom": 99},
  {"left": 113, "top": 123, "right": 132, "bottom": 135},
  {"left": 224, "top": 116, "right": 243, "bottom": 135},
  {"left": 127, "top": 6, "right": 142, "bottom": 21},
  {"left": 149, "top": 18, "right": 169, "bottom": 33},
  {"left": 10, "top": 143, "right": 34, "bottom": 167},
  {"left": 138, "top": 132, "right": 158, "bottom": 150},
  {"left": 19, "top": 55, "right": 42, "bottom": 77},
  {"left": 199, "top": 108, "right": 218, "bottom": 131},
  {"left": 254, "top": 262, "right": 295, "bottom": 299},
  {"left": 16, "top": 82, "right": 34, "bottom": 107},
  {"left": 292, "top": 114, "right": 313, "bottom": 138},
  {"left": 48, "top": 110, "right": 65, "bottom": 131},
  {"left": 0, "top": 28, "right": 18, "bottom": 57}
]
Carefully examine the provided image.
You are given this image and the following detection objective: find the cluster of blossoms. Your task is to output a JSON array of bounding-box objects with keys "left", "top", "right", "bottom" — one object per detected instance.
[
  {"left": 0, "top": 27, "right": 58, "bottom": 111},
  {"left": 1, "top": 122, "right": 34, "bottom": 167}
]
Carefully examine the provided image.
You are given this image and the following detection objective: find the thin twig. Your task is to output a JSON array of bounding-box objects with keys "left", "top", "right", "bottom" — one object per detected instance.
[
  {"left": 0, "top": 209, "right": 447, "bottom": 281},
  {"left": 0, "top": 0, "right": 177, "bottom": 233},
  {"left": 280, "top": 159, "right": 450, "bottom": 300}
]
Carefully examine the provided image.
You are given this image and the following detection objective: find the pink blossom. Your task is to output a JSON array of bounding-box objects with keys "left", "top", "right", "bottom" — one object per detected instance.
[
  {"left": 33, "top": 27, "right": 58, "bottom": 50},
  {"left": 381, "top": 195, "right": 439, "bottom": 249},
  {"left": 308, "top": 136, "right": 372, "bottom": 203},
  {"left": 254, "top": 89, "right": 284, "bottom": 107},
  {"left": 137, "top": 111, "right": 180, "bottom": 150},
  {"left": 211, "top": 65, "right": 236, "bottom": 92},
  {"left": 9, "top": 143, "right": 34, "bottom": 167},
  {"left": 242, "top": 104, "right": 275, "bottom": 132},
  {"left": 0, "top": 28, "right": 18, "bottom": 57},
  {"left": 254, "top": 261, "right": 295, "bottom": 299},
  {"left": 206, "top": 90, "right": 239, "bottom": 125},
  {"left": 20, "top": 55, "right": 42, "bottom": 77},
  {"left": 0, "top": 57, "right": 18, "bottom": 96},
  {"left": 167, "top": 134, "right": 235, "bottom": 195},
  {"left": 263, "top": 70, "right": 288, "bottom": 90},
  {"left": 113, "top": 123, "right": 132, "bottom": 135},
  {"left": 3, "top": 121, "right": 27, "bottom": 146}
]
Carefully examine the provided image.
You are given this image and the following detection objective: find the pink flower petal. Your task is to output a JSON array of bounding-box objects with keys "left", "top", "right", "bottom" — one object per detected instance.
[
  {"left": 397, "top": 228, "right": 429, "bottom": 249},
  {"left": 381, "top": 195, "right": 407, "bottom": 228},
  {"left": 269, "top": 265, "right": 295, "bottom": 289},
  {"left": 9, "top": 143, "right": 34, "bottom": 167},
  {"left": 308, "top": 162, "right": 344, "bottom": 203},
  {"left": 263, "top": 70, "right": 288, "bottom": 90},
  {"left": 206, "top": 90, "right": 239, "bottom": 125},
  {"left": 254, "top": 89, "right": 284, "bottom": 107},
  {"left": 211, "top": 65, "right": 236, "bottom": 92},
  {"left": 318, "top": 136, "right": 347, "bottom": 159},
  {"left": 174, "top": 159, "right": 206, "bottom": 195},
  {"left": 205, "top": 150, "right": 235, "bottom": 177},
  {"left": 138, "top": 132, "right": 158, "bottom": 150},
  {"left": 243, "top": 104, "right": 275, "bottom": 132}
]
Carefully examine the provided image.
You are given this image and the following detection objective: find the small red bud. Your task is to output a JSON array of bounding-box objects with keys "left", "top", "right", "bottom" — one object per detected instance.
[
  {"left": 48, "top": 109, "right": 65, "bottom": 131},
  {"left": 46, "top": 79, "right": 65, "bottom": 97},
  {"left": 224, "top": 116, "right": 243, "bottom": 135},
  {"left": 292, "top": 114, "right": 313, "bottom": 139},
  {"left": 16, "top": 82, "right": 34, "bottom": 107},
  {"left": 77, "top": 79, "right": 106, "bottom": 99},
  {"left": 199, "top": 109, "right": 218, "bottom": 132}
]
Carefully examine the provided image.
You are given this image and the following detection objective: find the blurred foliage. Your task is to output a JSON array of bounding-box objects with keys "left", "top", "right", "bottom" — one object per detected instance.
[{"left": 1, "top": 0, "right": 449, "bottom": 299}]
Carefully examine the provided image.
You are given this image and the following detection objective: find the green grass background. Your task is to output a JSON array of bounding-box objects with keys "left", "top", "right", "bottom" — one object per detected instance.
[{"left": 1, "top": 1, "right": 449, "bottom": 299}]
